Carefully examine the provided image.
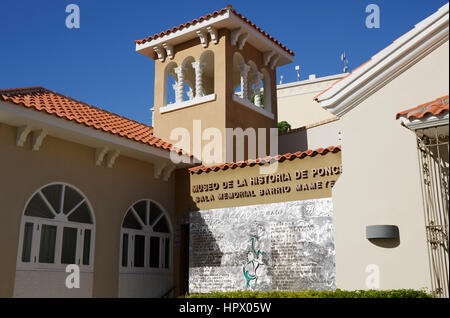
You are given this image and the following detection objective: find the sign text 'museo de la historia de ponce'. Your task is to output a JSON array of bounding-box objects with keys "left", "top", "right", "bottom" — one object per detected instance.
[{"left": 191, "top": 164, "right": 343, "bottom": 206}]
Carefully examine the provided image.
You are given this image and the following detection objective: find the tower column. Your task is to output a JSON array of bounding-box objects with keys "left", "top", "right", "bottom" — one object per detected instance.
[
  {"left": 239, "top": 63, "right": 251, "bottom": 100},
  {"left": 173, "top": 66, "right": 185, "bottom": 103},
  {"left": 253, "top": 71, "right": 264, "bottom": 107},
  {"left": 191, "top": 61, "right": 205, "bottom": 98}
]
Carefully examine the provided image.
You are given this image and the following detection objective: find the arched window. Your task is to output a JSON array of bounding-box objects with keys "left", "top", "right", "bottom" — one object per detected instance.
[
  {"left": 181, "top": 56, "right": 195, "bottom": 102},
  {"left": 120, "top": 199, "right": 171, "bottom": 272},
  {"left": 247, "top": 61, "right": 259, "bottom": 105},
  {"left": 233, "top": 52, "right": 245, "bottom": 97},
  {"left": 17, "top": 183, "right": 95, "bottom": 270},
  {"left": 164, "top": 62, "right": 178, "bottom": 106},
  {"left": 261, "top": 68, "right": 271, "bottom": 112},
  {"left": 199, "top": 50, "right": 214, "bottom": 96}
]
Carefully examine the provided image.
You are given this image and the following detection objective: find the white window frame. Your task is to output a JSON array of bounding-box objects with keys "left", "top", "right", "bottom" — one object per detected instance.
[
  {"left": 119, "top": 199, "right": 173, "bottom": 274},
  {"left": 16, "top": 182, "right": 95, "bottom": 273}
]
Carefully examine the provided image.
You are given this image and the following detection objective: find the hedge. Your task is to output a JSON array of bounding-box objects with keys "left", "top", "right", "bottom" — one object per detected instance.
[{"left": 186, "top": 289, "right": 432, "bottom": 298}]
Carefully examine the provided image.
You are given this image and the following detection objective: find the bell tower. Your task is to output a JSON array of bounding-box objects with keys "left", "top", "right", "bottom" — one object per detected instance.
[{"left": 135, "top": 5, "right": 294, "bottom": 164}]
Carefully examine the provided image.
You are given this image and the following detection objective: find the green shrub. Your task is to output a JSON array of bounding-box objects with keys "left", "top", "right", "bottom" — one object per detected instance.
[
  {"left": 277, "top": 121, "right": 291, "bottom": 133},
  {"left": 185, "top": 289, "right": 432, "bottom": 298}
]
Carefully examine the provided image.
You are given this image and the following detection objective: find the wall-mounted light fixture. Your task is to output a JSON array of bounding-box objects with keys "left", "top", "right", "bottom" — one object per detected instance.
[{"left": 366, "top": 225, "right": 399, "bottom": 240}]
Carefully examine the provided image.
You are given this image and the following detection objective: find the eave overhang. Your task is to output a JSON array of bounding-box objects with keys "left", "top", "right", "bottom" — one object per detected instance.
[{"left": 135, "top": 6, "right": 295, "bottom": 68}]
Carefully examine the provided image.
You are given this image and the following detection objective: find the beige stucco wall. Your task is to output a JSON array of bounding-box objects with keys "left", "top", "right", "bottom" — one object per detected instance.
[
  {"left": 151, "top": 29, "right": 278, "bottom": 164},
  {"left": 333, "top": 40, "right": 449, "bottom": 291},
  {"left": 0, "top": 122, "right": 177, "bottom": 297},
  {"left": 277, "top": 75, "right": 345, "bottom": 129},
  {"left": 152, "top": 33, "right": 227, "bottom": 163},
  {"left": 226, "top": 40, "right": 278, "bottom": 162}
]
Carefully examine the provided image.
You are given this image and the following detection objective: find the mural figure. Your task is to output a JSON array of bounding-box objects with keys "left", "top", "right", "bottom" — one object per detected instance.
[{"left": 243, "top": 224, "right": 265, "bottom": 289}]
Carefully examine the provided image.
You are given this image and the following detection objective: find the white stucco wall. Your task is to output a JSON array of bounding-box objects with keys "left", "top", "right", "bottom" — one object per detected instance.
[
  {"left": 306, "top": 120, "right": 342, "bottom": 150},
  {"left": 332, "top": 40, "right": 449, "bottom": 291}
]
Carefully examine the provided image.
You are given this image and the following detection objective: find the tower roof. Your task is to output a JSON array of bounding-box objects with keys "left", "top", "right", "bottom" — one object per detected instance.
[{"left": 135, "top": 5, "right": 295, "bottom": 67}]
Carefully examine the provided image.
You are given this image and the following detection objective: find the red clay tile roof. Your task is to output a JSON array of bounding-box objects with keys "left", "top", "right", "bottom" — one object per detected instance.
[
  {"left": 135, "top": 5, "right": 295, "bottom": 56},
  {"left": 189, "top": 145, "right": 341, "bottom": 174},
  {"left": 0, "top": 86, "right": 187, "bottom": 155},
  {"left": 396, "top": 95, "right": 449, "bottom": 120}
]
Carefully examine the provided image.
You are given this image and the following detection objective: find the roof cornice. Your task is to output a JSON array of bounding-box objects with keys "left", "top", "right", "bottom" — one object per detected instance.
[{"left": 315, "top": 3, "right": 449, "bottom": 117}]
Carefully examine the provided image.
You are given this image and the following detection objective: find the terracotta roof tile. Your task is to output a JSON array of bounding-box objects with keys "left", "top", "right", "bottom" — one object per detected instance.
[
  {"left": 396, "top": 95, "right": 449, "bottom": 120},
  {"left": 135, "top": 5, "right": 295, "bottom": 56},
  {"left": 189, "top": 145, "right": 341, "bottom": 174},
  {"left": 0, "top": 86, "right": 189, "bottom": 156}
]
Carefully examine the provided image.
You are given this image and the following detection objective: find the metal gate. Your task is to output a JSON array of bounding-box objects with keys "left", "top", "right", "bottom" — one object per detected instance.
[{"left": 417, "top": 127, "right": 449, "bottom": 298}]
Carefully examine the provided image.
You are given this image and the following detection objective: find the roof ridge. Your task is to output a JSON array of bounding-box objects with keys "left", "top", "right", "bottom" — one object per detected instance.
[
  {"left": 227, "top": 7, "right": 293, "bottom": 54},
  {"left": 0, "top": 86, "right": 47, "bottom": 94}
]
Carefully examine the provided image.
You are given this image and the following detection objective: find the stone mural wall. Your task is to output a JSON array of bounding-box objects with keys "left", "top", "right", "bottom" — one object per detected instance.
[{"left": 189, "top": 198, "right": 335, "bottom": 293}]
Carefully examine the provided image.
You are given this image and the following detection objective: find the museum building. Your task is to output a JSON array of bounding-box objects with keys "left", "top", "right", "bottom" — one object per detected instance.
[{"left": 0, "top": 4, "right": 448, "bottom": 298}]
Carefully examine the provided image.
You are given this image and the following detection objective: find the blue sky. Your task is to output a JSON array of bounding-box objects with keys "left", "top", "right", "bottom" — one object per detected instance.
[{"left": 0, "top": 0, "right": 447, "bottom": 126}]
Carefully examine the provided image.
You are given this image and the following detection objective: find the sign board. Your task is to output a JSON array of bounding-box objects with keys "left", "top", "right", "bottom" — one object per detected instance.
[{"left": 190, "top": 150, "right": 342, "bottom": 210}]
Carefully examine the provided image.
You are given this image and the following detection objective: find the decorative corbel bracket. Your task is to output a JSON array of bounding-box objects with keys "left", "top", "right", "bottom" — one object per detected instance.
[
  {"left": 31, "top": 129, "right": 47, "bottom": 151},
  {"left": 269, "top": 54, "right": 281, "bottom": 69},
  {"left": 162, "top": 43, "right": 174, "bottom": 59},
  {"left": 206, "top": 26, "right": 219, "bottom": 44},
  {"left": 237, "top": 33, "right": 249, "bottom": 50},
  {"left": 263, "top": 51, "right": 276, "bottom": 66},
  {"left": 153, "top": 161, "right": 168, "bottom": 179},
  {"left": 153, "top": 45, "right": 166, "bottom": 62},
  {"left": 16, "top": 125, "right": 31, "bottom": 147},
  {"left": 106, "top": 150, "right": 120, "bottom": 168},
  {"left": 196, "top": 30, "right": 209, "bottom": 48},
  {"left": 163, "top": 43, "right": 175, "bottom": 60},
  {"left": 95, "top": 147, "right": 109, "bottom": 166},
  {"left": 162, "top": 164, "right": 176, "bottom": 181},
  {"left": 230, "top": 28, "right": 243, "bottom": 46}
]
